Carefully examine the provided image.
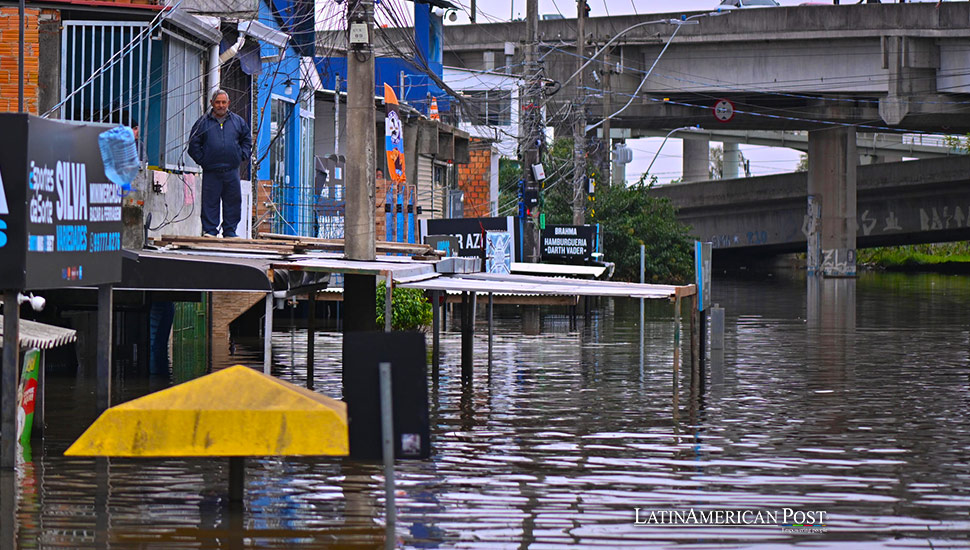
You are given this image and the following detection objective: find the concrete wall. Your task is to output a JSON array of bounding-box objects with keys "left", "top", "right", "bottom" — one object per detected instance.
[{"left": 651, "top": 155, "right": 970, "bottom": 253}]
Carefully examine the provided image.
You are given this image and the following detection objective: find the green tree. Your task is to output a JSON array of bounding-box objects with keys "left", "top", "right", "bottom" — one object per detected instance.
[
  {"left": 375, "top": 282, "right": 433, "bottom": 331},
  {"left": 593, "top": 182, "right": 694, "bottom": 283}
]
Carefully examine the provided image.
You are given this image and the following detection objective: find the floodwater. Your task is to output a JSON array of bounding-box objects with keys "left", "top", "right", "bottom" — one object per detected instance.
[{"left": 3, "top": 270, "right": 970, "bottom": 548}]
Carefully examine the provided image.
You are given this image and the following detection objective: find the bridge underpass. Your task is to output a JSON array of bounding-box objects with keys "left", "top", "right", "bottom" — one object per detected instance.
[
  {"left": 650, "top": 156, "right": 970, "bottom": 271},
  {"left": 443, "top": 3, "right": 970, "bottom": 275}
]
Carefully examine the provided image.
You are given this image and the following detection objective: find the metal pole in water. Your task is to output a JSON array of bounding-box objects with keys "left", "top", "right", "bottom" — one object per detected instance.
[
  {"left": 673, "top": 292, "right": 681, "bottom": 415},
  {"left": 432, "top": 291, "right": 440, "bottom": 377},
  {"left": 97, "top": 284, "right": 113, "bottom": 413},
  {"left": 263, "top": 293, "right": 273, "bottom": 374},
  {"left": 228, "top": 456, "right": 245, "bottom": 505},
  {"left": 378, "top": 362, "right": 396, "bottom": 549},
  {"left": 487, "top": 293, "right": 493, "bottom": 367},
  {"left": 640, "top": 244, "right": 645, "bottom": 372},
  {"left": 307, "top": 291, "right": 316, "bottom": 390},
  {"left": 1, "top": 290, "right": 19, "bottom": 470},
  {"left": 710, "top": 304, "right": 724, "bottom": 350}
]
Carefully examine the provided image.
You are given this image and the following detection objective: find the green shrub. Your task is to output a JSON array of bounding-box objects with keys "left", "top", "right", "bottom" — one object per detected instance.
[{"left": 375, "top": 281, "right": 433, "bottom": 331}]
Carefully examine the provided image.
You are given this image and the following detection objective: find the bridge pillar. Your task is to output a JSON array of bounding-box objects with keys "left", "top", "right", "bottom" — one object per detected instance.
[
  {"left": 722, "top": 142, "right": 741, "bottom": 179},
  {"left": 683, "top": 137, "right": 710, "bottom": 183},
  {"left": 808, "top": 127, "right": 857, "bottom": 277}
]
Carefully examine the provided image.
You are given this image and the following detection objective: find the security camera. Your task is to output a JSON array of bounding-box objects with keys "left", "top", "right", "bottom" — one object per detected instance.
[
  {"left": 18, "top": 293, "right": 46, "bottom": 312},
  {"left": 448, "top": 10, "right": 458, "bottom": 22}
]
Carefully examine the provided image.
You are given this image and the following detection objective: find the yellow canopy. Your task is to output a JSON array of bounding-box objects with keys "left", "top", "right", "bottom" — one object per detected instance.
[{"left": 65, "top": 365, "right": 348, "bottom": 457}]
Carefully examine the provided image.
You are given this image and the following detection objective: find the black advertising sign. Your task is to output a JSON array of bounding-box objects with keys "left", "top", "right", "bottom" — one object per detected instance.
[
  {"left": 0, "top": 114, "right": 122, "bottom": 290},
  {"left": 0, "top": 115, "right": 28, "bottom": 289},
  {"left": 421, "top": 216, "right": 520, "bottom": 260},
  {"left": 540, "top": 225, "right": 595, "bottom": 264}
]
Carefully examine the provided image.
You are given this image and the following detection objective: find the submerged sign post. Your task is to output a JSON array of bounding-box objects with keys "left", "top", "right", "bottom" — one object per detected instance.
[{"left": 0, "top": 114, "right": 123, "bottom": 290}]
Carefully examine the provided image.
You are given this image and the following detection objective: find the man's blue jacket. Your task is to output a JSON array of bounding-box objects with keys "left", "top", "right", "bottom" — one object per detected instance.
[{"left": 187, "top": 111, "right": 252, "bottom": 172}]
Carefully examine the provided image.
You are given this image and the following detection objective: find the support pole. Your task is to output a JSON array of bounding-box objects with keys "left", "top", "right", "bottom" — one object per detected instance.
[
  {"left": 378, "top": 362, "right": 396, "bottom": 549},
  {"left": 487, "top": 293, "right": 493, "bottom": 367},
  {"left": 690, "top": 293, "right": 700, "bottom": 395},
  {"left": 1, "top": 290, "right": 19, "bottom": 470},
  {"left": 334, "top": 73, "right": 341, "bottom": 157},
  {"left": 431, "top": 290, "right": 440, "bottom": 376},
  {"left": 460, "top": 292, "right": 475, "bottom": 383},
  {"left": 263, "top": 292, "right": 273, "bottom": 375},
  {"left": 345, "top": 0, "right": 376, "bottom": 261},
  {"left": 96, "top": 284, "right": 113, "bottom": 413},
  {"left": 18, "top": 0, "right": 25, "bottom": 113},
  {"left": 672, "top": 292, "right": 681, "bottom": 414},
  {"left": 521, "top": 0, "right": 541, "bottom": 263},
  {"left": 307, "top": 292, "right": 316, "bottom": 390},
  {"left": 571, "top": 0, "right": 587, "bottom": 225},
  {"left": 228, "top": 456, "right": 245, "bottom": 506}
]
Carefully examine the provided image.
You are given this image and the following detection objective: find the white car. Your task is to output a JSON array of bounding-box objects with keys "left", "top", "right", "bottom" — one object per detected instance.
[{"left": 718, "top": 0, "right": 781, "bottom": 9}]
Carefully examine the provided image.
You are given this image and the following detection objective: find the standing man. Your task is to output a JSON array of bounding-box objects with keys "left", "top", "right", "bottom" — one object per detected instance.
[{"left": 188, "top": 89, "right": 252, "bottom": 238}]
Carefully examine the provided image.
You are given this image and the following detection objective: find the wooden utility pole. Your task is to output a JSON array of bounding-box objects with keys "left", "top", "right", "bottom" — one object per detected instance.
[
  {"left": 602, "top": 52, "right": 612, "bottom": 188},
  {"left": 521, "top": 0, "right": 541, "bottom": 262},
  {"left": 571, "top": 0, "right": 587, "bottom": 225},
  {"left": 345, "top": 0, "right": 377, "bottom": 331}
]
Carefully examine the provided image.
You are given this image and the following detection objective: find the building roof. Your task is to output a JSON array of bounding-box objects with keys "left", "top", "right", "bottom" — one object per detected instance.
[{"left": 0, "top": 318, "right": 77, "bottom": 350}]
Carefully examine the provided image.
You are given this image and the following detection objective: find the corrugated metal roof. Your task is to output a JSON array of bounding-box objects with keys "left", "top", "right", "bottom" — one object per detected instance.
[
  {"left": 0, "top": 319, "right": 77, "bottom": 350},
  {"left": 400, "top": 273, "right": 690, "bottom": 300}
]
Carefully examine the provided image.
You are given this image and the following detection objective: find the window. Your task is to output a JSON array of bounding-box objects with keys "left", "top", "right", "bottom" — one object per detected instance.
[
  {"left": 163, "top": 37, "right": 205, "bottom": 170},
  {"left": 60, "top": 22, "right": 152, "bottom": 126},
  {"left": 462, "top": 90, "right": 512, "bottom": 126}
]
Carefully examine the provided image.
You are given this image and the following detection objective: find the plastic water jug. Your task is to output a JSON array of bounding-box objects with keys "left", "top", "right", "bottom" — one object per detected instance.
[{"left": 98, "top": 125, "right": 139, "bottom": 193}]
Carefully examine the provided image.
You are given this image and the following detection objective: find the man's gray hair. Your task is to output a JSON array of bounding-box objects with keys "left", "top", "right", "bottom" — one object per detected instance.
[{"left": 211, "top": 89, "right": 229, "bottom": 102}]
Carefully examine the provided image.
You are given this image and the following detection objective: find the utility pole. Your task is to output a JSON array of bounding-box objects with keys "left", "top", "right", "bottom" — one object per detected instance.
[
  {"left": 571, "top": 0, "right": 587, "bottom": 225},
  {"left": 520, "top": 0, "right": 541, "bottom": 262},
  {"left": 601, "top": 49, "right": 612, "bottom": 188},
  {"left": 345, "top": 0, "right": 377, "bottom": 331}
]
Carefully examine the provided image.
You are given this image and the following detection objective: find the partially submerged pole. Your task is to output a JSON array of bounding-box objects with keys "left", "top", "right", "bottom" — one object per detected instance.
[
  {"left": 378, "top": 362, "right": 396, "bottom": 548},
  {"left": 228, "top": 456, "right": 245, "bottom": 506},
  {"left": 307, "top": 291, "right": 316, "bottom": 390},
  {"left": 431, "top": 290, "right": 440, "bottom": 377},
  {"left": 263, "top": 293, "right": 273, "bottom": 374},
  {"left": 97, "top": 284, "right": 113, "bottom": 413},
  {"left": 460, "top": 292, "right": 475, "bottom": 382},
  {"left": 487, "top": 293, "right": 493, "bottom": 367},
  {"left": 1, "top": 290, "right": 19, "bottom": 470},
  {"left": 672, "top": 291, "right": 681, "bottom": 415}
]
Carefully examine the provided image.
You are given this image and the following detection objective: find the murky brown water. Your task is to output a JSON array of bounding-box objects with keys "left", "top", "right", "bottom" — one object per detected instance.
[{"left": 3, "top": 271, "right": 970, "bottom": 548}]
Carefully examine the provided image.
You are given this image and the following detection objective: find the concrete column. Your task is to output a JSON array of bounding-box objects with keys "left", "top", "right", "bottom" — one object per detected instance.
[
  {"left": 682, "top": 138, "right": 709, "bottom": 183},
  {"left": 722, "top": 142, "right": 740, "bottom": 179},
  {"left": 808, "top": 127, "right": 857, "bottom": 276}
]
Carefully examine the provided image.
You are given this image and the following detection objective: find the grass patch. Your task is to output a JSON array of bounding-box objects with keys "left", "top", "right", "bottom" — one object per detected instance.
[{"left": 858, "top": 242, "right": 970, "bottom": 269}]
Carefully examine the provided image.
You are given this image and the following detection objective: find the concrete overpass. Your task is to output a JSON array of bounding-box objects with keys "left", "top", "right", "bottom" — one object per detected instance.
[
  {"left": 443, "top": 3, "right": 970, "bottom": 133},
  {"left": 443, "top": 3, "right": 970, "bottom": 275},
  {"left": 650, "top": 155, "right": 970, "bottom": 263}
]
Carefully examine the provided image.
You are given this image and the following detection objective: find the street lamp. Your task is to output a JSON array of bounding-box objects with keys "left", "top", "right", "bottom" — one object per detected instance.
[
  {"left": 587, "top": 11, "right": 725, "bottom": 132},
  {"left": 644, "top": 126, "right": 700, "bottom": 182}
]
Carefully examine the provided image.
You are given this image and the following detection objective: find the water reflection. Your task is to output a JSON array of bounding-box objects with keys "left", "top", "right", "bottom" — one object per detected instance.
[{"left": 5, "top": 272, "right": 970, "bottom": 547}]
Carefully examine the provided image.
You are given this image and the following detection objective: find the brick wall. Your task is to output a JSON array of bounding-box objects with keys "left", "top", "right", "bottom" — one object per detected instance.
[
  {"left": 457, "top": 140, "right": 492, "bottom": 218},
  {"left": 0, "top": 8, "right": 41, "bottom": 114}
]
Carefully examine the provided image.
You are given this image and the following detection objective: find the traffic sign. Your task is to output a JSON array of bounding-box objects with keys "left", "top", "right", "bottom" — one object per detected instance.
[{"left": 713, "top": 99, "right": 735, "bottom": 123}]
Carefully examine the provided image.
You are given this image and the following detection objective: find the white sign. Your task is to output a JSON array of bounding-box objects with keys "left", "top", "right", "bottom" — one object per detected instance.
[
  {"left": 713, "top": 99, "right": 735, "bottom": 123},
  {"left": 0, "top": 166, "right": 8, "bottom": 215}
]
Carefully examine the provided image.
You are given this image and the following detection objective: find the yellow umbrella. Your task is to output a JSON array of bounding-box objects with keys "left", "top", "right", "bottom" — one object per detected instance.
[{"left": 66, "top": 365, "right": 348, "bottom": 457}]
